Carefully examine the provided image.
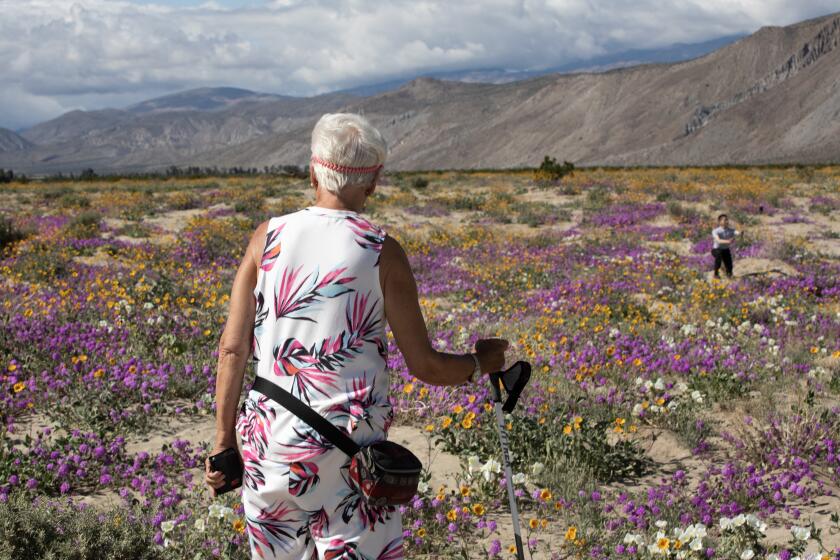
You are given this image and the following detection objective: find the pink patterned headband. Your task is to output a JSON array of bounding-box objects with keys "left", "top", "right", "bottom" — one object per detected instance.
[{"left": 310, "top": 154, "right": 383, "bottom": 174}]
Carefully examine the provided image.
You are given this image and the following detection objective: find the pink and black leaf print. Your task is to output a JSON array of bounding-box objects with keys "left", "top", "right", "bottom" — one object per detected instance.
[
  {"left": 276, "top": 420, "right": 343, "bottom": 462},
  {"left": 376, "top": 538, "right": 405, "bottom": 560},
  {"left": 324, "top": 539, "right": 362, "bottom": 560},
  {"left": 273, "top": 338, "right": 341, "bottom": 403},
  {"left": 260, "top": 222, "right": 285, "bottom": 272},
  {"left": 252, "top": 291, "right": 269, "bottom": 362},
  {"left": 345, "top": 215, "right": 385, "bottom": 254},
  {"left": 246, "top": 501, "right": 305, "bottom": 558},
  {"left": 238, "top": 396, "right": 276, "bottom": 459},
  {"left": 307, "top": 507, "right": 329, "bottom": 539},
  {"left": 240, "top": 443, "right": 267, "bottom": 492},
  {"left": 274, "top": 265, "right": 355, "bottom": 322},
  {"left": 287, "top": 461, "right": 320, "bottom": 496}
]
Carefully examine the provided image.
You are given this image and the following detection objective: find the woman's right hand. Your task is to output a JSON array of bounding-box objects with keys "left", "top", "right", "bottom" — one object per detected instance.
[{"left": 475, "top": 338, "right": 509, "bottom": 374}]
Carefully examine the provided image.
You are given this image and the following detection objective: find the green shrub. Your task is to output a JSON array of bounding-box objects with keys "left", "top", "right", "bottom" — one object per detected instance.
[
  {"left": 38, "top": 186, "right": 73, "bottom": 202},
  {"left": 116, "top": 222, "right": 151, "bottom": 238},
  {"left": 0, "top": 215, "right": 28, "bottom": 251},
  {"left": 64, "top": 210, "right": 102, "bottom": 239},
  {"left": 58, "top": 192, "right": 91, "bottom": 208},
  {"left": 0, "top": 491, "right": 164, "bottom": 560},
  {"left": 232, "top": 191, "right": 265, "bottom": 213},
  {"left": 7, "top": 241, "right": 70, "bottom": 280},
  {"left": 167, "top": 191, "right": 200, "bottom": 211},
  {"left": 411, "top": 177, "right": 429, "bottom": 189},
  {"left": 435, "top": 400, "right": 650, "bottom": 486},
  {"left": 584, "top": 184, "right": 612, "bottom": 210},
  {"left": 534, "top": 156, "right": 575, "bottom": 184}
]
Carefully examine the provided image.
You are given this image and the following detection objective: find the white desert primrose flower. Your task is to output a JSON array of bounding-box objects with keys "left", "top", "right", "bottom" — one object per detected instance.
[
  {"left": 480, "top": 458, "right": 501, "bottom": 481},
  {"left": 741, "top": 549, "right": 754, "bottom": 560},
  {"left": 531, "top": 462, "right": 545, "bottom": 476},
  {"left": 467, "top": 455, "right": 481, "bottom": 475},
  {"left": 160, "top": 519, "right": 176, "bottom": 533},
  {"left": 791, "top": 525, "right": 811, "bottom": 541}
]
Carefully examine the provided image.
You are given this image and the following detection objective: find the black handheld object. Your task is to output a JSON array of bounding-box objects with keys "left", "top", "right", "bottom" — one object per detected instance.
[
  {"left": 208, "top": 447, "right": 243, "bottom": 495},
  {"left": 489, "top": 361, "right": 531, "bottom": 413}
]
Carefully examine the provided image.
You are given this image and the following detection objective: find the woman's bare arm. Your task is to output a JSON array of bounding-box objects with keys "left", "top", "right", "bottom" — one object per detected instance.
[
  {"left": 379, "top": 235, "right": 507, "bottom": 386},
  {"left": 212, "top": 220, "right": 266, "bottom": 448}
]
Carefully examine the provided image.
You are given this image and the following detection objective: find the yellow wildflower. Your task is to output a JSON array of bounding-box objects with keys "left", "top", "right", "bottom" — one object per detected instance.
[
  {"left": 446, "top": 509, "right": 457, "bottom": 521},
  {"left": 13, "top": 382, "right": 25, "bottom": 393},
  {"left": 233, "top": 519, "right": 245, "bottom": 534},
  {"left": 471, "top": 504, "right": 485, "bottom": 516},
  {"left": 564, "top": 526, "right": 577, "bottom": 541}
]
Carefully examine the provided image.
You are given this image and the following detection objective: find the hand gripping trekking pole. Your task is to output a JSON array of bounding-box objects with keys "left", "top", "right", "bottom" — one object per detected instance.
[{"left": 488, "top": 361, "right": 531, "bottom": 560}]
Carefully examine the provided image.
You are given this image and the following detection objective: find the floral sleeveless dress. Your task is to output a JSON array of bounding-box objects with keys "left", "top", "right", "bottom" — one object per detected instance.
[{"left": 234, "top": 206, "right": 403, "bottom": 560}]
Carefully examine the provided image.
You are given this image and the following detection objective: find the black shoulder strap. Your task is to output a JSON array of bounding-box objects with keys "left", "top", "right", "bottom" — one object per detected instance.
[{"left": 251, "top": 376, "right": 360, "bottom": 457}]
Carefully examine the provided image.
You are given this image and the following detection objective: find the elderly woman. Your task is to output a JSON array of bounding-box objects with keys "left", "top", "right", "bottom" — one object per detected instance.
[{"left": 204, "top": 112, "right": 508, "bottom": 559}]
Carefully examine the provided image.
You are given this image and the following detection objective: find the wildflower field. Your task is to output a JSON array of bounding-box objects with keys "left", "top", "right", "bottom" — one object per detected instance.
[{"left": 1, "top": 166, "right": 839, "bottom": 560}]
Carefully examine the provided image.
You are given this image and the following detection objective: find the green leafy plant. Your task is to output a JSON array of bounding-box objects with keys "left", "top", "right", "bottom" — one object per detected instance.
[
  {"left": 0, "top": 490, "right": 163, "bottom": 560},
  {"left": 534, "top": 156, "right": 575, "bottom": 184}
]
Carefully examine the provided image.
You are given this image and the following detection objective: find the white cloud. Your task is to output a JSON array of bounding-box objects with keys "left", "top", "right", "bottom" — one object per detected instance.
[{"left": 0, "top": 0, "right": 837, "bottom": 129}]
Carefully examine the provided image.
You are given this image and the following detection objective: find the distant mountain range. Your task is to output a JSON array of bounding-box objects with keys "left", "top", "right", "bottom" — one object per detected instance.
[{"left": 1, "top": 13, "right": 838, "bottom": 173}]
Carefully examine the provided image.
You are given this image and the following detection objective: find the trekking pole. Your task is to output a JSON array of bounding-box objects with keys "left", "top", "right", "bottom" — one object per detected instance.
[{"left": 488, "top": 361, "right": 531, "bottom": 560}]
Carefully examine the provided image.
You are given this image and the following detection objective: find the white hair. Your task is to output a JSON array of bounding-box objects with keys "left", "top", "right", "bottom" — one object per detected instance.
[{"left": 310, "top": 113, "right": 388, "bottom": 195}]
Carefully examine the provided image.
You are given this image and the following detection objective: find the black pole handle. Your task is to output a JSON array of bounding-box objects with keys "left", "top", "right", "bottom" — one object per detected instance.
[{"left": 488, "top": 361, "right": 532, "bottom": 413}]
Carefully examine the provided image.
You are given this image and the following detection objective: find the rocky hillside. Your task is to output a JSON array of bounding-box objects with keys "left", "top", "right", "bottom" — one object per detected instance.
[
  {"left": 0, "top": 128, "right": 33, "bottom": 153},
  {"left": 1, "top": 11, "right": 838, "bottom": 173}
]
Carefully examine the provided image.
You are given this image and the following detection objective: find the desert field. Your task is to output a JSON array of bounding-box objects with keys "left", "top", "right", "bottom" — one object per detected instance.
[{"left": 1, "top": 166, "right": 839, "bottom": 559}]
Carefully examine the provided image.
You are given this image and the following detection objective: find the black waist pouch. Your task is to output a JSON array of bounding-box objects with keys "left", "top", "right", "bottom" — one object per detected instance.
[
  {"left": 251, "top": 376, "right": 421, "bottom": 506},
  {"left": 348, "top": 440, "right": 423, "bottom": 506}
]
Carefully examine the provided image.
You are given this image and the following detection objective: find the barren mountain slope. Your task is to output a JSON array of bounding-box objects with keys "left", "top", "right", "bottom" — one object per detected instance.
[
  {"left": 1, "top": 11, "right": 838, "bottom": 173},
  {"left": 0, "top": 128, "right": 33, "bottom": 153}
]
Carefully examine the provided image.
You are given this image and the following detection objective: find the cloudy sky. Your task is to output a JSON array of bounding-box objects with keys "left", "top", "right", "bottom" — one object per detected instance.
[{"left": 1, "top": 0, "right": 837, "bottom": 129}]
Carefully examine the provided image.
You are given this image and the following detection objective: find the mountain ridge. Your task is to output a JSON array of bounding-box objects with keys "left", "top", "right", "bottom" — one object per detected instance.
[{"left": 2, "top": 11, "right": 838, "bottom": 173}]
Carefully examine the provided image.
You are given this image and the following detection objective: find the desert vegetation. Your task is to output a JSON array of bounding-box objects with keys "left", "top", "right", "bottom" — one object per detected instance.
[{"left": 0, "top": 166, "right": 839, "bottom": 559}]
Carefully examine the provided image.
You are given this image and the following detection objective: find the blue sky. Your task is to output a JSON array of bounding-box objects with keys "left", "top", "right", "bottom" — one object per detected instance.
[{"left": 1, "top": 0, "right": 838, "bottom": 129}]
